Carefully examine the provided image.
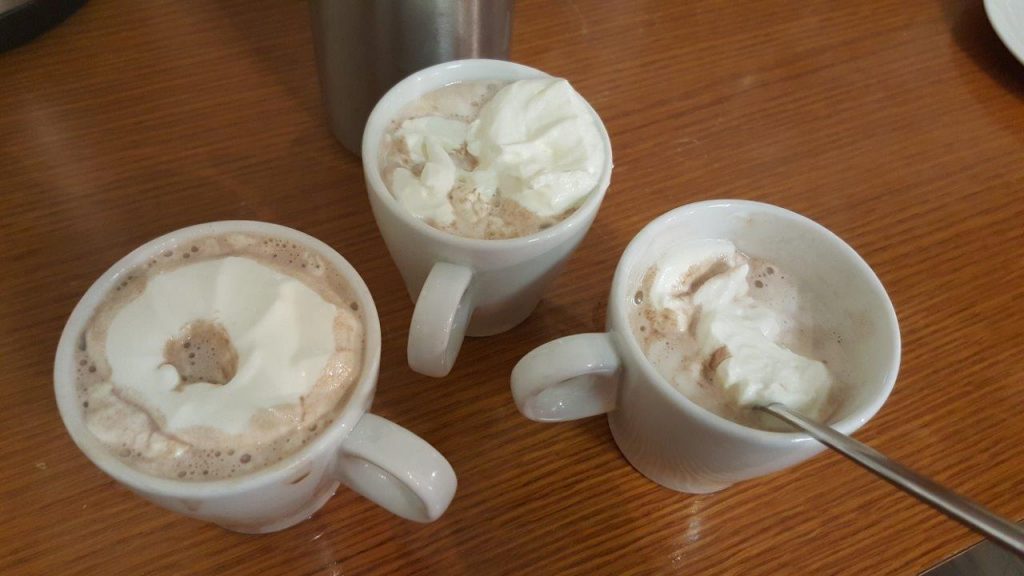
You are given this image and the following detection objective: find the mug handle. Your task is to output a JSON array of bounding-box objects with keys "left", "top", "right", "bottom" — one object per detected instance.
[
  {"left": 510, "top": 333, "right": 622, "bottom": 422},
  {"left": 333, "top": 413, "right": 457, "bottom": 523},
  {"left": 407, "top": 262, "right": 474, "bottom": 377}
]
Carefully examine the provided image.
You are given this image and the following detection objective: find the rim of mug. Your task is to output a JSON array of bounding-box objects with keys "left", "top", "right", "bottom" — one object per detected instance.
[
  {"left": 53, "top": 221, "right": 383, "bottom": 498},
  {"left": 609, "top": 199, "right": 902, "bottom": 444},
  {"left": 361, "top": 58, "right": 614, "bottom": 250}
]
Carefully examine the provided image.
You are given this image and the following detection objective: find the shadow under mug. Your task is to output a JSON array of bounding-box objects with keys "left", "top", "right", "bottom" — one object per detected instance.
[
  {"left": 511, "top": 200, "right": 901, "bottom": 493},
  {"left": 362, "top": 59, "right": 614, "bottom": 378},
  {"left": 54, "top": 221, "right": 457, "bottom": 532}
]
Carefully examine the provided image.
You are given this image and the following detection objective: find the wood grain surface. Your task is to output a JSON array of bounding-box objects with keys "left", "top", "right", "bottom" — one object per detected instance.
[{"left": 2, "top": 0, "right": 1023, "bottom": 574}]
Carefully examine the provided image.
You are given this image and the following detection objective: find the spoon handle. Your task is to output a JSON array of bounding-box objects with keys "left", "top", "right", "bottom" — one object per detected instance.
[{"left": 760, "top": 403, "right": 1024, "bottom": 556}]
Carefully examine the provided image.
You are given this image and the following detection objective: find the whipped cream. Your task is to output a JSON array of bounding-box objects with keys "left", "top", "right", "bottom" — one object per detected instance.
[
  {"left": 385, "top": 78, "right": 606, "bottom": 236},
  {"left": 104, "top": 256, "right": 338, "bottom": 434},
  {"left": 637, "top": 240, "right": 836, "bottom": 426}
]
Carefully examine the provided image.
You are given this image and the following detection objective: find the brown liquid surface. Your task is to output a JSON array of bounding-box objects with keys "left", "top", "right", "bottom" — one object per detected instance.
[{"left": 163, "top": 320, "right": 238, "bottom": 390}]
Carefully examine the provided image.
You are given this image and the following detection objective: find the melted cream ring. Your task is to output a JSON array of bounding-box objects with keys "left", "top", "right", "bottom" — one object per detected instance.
[{"left": 104, "top": 256, "right": 338, "bottom": 434}]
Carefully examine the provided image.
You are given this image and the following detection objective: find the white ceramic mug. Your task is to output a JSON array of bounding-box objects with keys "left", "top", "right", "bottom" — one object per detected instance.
[
  {"left": 54, "top": 221, "right": 457, "bottom": 533},
  {"left": 362, "top": 59, "right": 614, "bottom": 377},
  {"left": 511, "top": 200, "right": 901, "bottom": 493}
]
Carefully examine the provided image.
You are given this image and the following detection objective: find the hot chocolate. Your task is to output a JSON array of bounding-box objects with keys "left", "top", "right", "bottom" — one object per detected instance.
[
  {"left": 629, "top": 239, "right": 845, "bottom": 431},
  {"left": 379, "top": 78, "right": 607, "bottom": 239},
  {"left": 74, "top": 233, "right": 365, "bottom": 480}
]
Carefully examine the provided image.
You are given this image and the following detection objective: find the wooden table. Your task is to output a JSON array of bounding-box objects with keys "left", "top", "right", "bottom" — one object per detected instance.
[{"left": 3, "top": 1, "right": 1022, "bottom": 574}]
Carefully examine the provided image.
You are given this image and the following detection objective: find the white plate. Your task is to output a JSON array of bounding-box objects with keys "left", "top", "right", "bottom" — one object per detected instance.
[{"left": 985, "top": 0, "right": 1024, "bottom": 66}]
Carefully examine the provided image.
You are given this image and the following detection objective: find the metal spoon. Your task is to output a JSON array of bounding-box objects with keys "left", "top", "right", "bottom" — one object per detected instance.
[{"left": 758, "top": 403, "right": 1024, "bottom": 556}]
